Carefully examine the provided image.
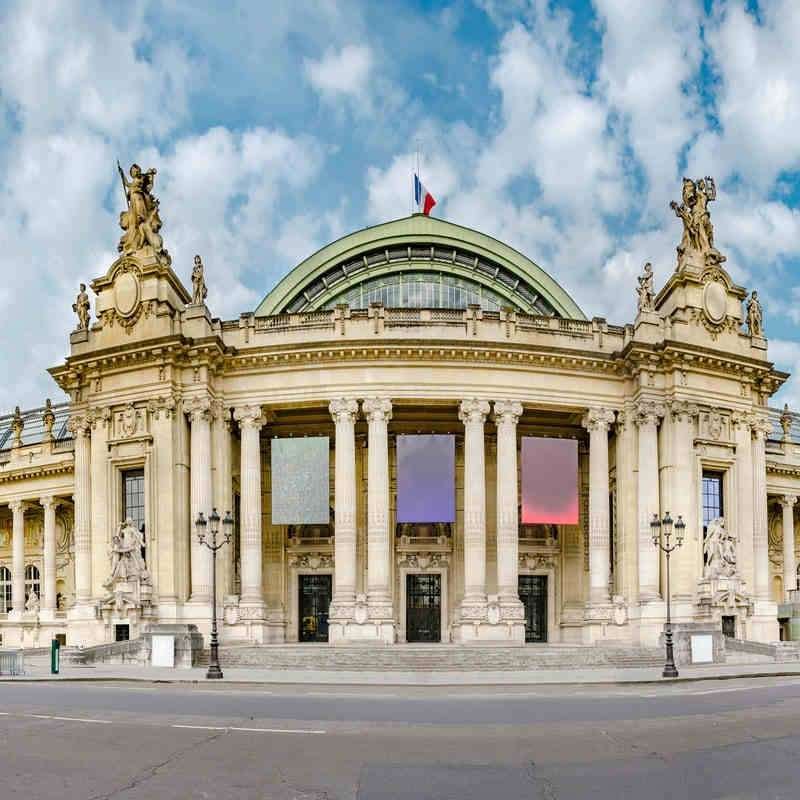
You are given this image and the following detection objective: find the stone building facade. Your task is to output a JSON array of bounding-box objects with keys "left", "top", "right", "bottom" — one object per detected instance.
[{"left": 0, "top": 169, "right": 798, "bottom": 650}]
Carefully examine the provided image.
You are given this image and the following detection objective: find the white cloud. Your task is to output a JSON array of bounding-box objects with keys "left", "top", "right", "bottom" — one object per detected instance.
[{"left": 304, "top": 44, "right": 374, "bottom": 99}]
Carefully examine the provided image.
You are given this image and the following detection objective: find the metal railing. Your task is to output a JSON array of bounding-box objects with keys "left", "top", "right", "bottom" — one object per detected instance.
[{"left": 0, "top": 649, "right": 24, "bottom": 676}]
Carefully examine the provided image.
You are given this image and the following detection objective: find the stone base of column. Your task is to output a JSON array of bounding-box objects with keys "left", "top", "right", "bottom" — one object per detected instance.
[
  {"left": 38, "top": 608, "right": 57, "bottom": 624},
  {"left": 452, "top": 595, "right": 525, "bottom": 644},
  {"left": 633, "top": 598, "right": 667, "bottom": 647},
  {"left": 581, "top": 601, "right": 621, "bottom": 645},
  {"left": 66, "top": 603, "right": 103, "bottom": 647},
  {"left": 328, "top": 594, "right": 395, "bottom": 644},
  {"left": 749, "top": 600, "right": 779, "bottom": 643}
]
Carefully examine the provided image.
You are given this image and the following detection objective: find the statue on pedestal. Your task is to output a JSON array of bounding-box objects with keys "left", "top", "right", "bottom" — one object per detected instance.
[
  {"left": 25, "top": 591, "right": 40, "bottom": 615},
  {"left": 636, "top": 262, "right": 655, "bottom": 313},
  {"left": 117, "top": 161, "right": 170, "bottom": 264},
  {"left": 73, "top": 283, "right": 91, "bottom": 330},
  {"left": 670, "top": 176, "right": 725, "bottom": 267},
  {"left": 746, "top": 291, "right": 763, "bottom": 338},
  {"left": 191, "top": 255, "right": 208, "bottom": 305}
]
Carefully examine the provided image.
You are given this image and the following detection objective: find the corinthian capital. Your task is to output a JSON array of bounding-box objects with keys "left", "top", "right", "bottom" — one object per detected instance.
[
  {"left": 362, "top": 398, "right": 392, "bottom": 424},
  {"left": 669, "top": 400, "right": 699, "bottom": 423},
  {"left": 185, "top": 395, "right": 212, "bottom": 424},
  {"left": 581, "top": 407, "right": 616, "bottom": 433},
  {"left": 67, "top": 414, "right": 92, "bottom": 438},
  {"left": 780, "top": 495, "right": 798, "bottom": 509},
  {"left": 233, "top": 405, "right": 266, "bottom": 430},
  {"left": 493, "top": 400, "right": 523, "bottom": 427},
  {"left": 751, "top": 416, "right": 773, "bottom": 441},
  {"left": 634, "top": 400, "right": 666, "bottom": 428},
  {"left": 459, "top": 399, "right": 491, "bottom": 425},
  {"left": 329, "top": 398, "right": 359, "bottom": 425}
]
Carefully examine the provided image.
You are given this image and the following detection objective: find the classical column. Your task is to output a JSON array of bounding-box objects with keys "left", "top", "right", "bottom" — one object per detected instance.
[
  {"left": 68, "top": 414, "right": 92, "bottom": 607},
  {"left": 635, "top": 401, "right": 664, "bottom": 600},
  {"left": 781, "top": 495, "right": 797, "bottom": 600},
  {"left": 234, "top": 405, "right": 266, "bottom": 610},
  {"left": 669, "top": 401, "right": 699, "bottom": 598},
  {"left": 329, "top": 399, "right": 359, "bottom": 613},
  {"left": 40, "top": 496, "right": 59, "bottom": 616},
  {"left": 187, "top": 396, "right": 213, "bottom": 603},
  {"left": 9, "top": 500, "right": 25, "bottom": 616},
  {"left": 752, "top": 418, "right": 771, "bottom": 601},
  {"left": 493, "top": 400, "right": 523, "bottom": 604},
  {"left": 363, "top": 398, "right": 393, "bottom": 616},
  {"left": 733, "top": 413, "right": 755, "bottom": 591},
  {"left": 582, "top": 407, "right": 616, "bottom": 604},
  {"left": 459, "top": 399, "right": 491, "bottom": 605}
]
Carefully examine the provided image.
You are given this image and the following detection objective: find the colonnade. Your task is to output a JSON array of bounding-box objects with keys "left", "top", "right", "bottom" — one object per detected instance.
[{"left": 3, "top": 495, "right": 63, "bottom": 619}]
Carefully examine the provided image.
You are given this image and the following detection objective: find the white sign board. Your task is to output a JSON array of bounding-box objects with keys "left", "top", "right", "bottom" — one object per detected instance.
[
  {"left": 151, "top": 634, "right": 175, "bottom": 668},
  {"left": 690, "top": 634, "right": 714, "bottom": 664}
]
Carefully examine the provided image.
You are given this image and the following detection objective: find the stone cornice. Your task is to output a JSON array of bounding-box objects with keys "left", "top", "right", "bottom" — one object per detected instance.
[{"left": 0, "top": 459, "right": 74, "bottom": 484}]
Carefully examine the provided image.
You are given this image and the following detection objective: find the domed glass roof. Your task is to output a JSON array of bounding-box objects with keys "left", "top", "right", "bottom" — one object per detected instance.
[{"left": 256, "top": 216, "right": 585, "bottom": 319}]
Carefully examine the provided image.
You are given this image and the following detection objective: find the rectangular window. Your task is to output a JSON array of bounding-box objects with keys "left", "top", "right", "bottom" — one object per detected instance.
[
  {"left": 702, "top": 471, "right": 724, "bottom": 564},
  {"left": 122, "top": 468, "right": 145, "bottom": 560}
]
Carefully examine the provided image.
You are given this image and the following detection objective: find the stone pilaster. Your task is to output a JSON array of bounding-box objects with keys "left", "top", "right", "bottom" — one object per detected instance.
[
  {"left": 634, "top": 401, "right": 664, "bottom": 602},
  {"left": 781, "top": 495, "right": 797, "bottom": 601},
  {"left": 362, "top": 397, "right": 394, "bottom": 642},
  {"left": 669, "top": 401, "right": 699, "bottom": 604},
  {"left": 9, "top": 500, "right": 25, "bottom": 619},
  {"left": 187, "top": 396, "right": 213, "bottom": 606},
  {"left": 582, "top": 408, "right": 615, "bottom": 607},
  {"left": 233, "top": 405, "right": 267, "bottom": 627},
  {"left": 732, "top": 412, "right": 755, "bottom": 593},
  {"left": 328, "top": 398, "right": 360, "bottom": 642},
  {"left": 68, "top": 414, "right": 94, "bottom": 614},
  {"left": 751, "top": 417, "right": 778, "bottom": 640},
  {"left": 493, "top": 400, "right": 525, "bottom": 642},
  {"left": 40, "top": 496, "right": 59, "bottom": 620}
]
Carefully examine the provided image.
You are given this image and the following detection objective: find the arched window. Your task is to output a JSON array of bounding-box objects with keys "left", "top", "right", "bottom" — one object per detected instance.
[
  {"left": 0, "top": 566, "right": 10, "bottom": 613},
  {"left": 24, "top": 564, "right": 40, "bottom": 602}
]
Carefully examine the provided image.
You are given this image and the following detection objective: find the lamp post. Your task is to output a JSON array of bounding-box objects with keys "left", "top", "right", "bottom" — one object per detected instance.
[
  {"left": 651, "top": 511, "right": 685, "bottom": 678},
  {"left": 195, "top": 508, "right": 233, "bottom": 680}
]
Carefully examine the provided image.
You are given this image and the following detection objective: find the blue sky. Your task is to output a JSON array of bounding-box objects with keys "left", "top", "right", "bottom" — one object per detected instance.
[{"left": 0, "top": 0, "right": 799, "bottom": 409}]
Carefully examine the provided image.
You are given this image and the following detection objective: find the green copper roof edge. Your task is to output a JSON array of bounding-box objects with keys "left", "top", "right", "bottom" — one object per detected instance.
[{"left": 255, "top": 215, "right": 585, "bottom": 320}]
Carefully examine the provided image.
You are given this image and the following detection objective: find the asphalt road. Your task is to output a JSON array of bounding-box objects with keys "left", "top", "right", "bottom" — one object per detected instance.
[{"left": 2, "top": 678, "right": 800, "bottom": 799}]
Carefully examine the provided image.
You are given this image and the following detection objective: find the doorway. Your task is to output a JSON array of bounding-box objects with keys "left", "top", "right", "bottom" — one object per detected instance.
[
  {"left": 299, "top": 574, "right": 332, "bottom": 642},
  {"left": 519, "top": 575, "right": 548, "bottom": 643},
  {"left": 406, "top": 574, "right": 441, "bottom": 642}
]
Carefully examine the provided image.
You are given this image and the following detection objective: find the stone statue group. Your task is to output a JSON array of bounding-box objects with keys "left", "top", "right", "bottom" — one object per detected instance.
[
  {"left": 703, "top": 518, "right": 737, "bottom": 579},
  {"left": 104, "top": 518, "right": 149, "bottom": 589},
  {"left": 671, "top": 176, "right": 724, "bottom": 266}
]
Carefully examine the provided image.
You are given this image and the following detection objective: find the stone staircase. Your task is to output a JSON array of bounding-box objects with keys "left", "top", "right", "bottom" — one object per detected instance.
[{"left": 196, "top": 643, "right": 665, "bottom": 671}]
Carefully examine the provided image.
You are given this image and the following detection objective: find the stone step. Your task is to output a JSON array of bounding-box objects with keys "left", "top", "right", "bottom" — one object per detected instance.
[{"left": 196, "top": 644, "right": 664, "bottom": 671}]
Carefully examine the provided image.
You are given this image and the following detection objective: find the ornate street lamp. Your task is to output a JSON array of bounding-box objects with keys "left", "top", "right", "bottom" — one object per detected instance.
[
  {"left": 651, "top": 511, "right": 685, "bottom": 678},
  {"left": 195, "top": 508, "right": 234, "bottom": 679}
]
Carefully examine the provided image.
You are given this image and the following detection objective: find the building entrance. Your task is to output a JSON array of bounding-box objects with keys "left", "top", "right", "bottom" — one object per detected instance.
[
  {"left": 519, "top": 575, "right": 548, "bottom": 643},
  {"left": 406, "top": 573, "right": 441, "bottom": 642},
  {"left": 299, "top": 574, "right": 332, "bottom": 642}
]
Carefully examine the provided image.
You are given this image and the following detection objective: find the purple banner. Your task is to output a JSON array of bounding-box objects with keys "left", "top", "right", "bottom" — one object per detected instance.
[
  {"left": 396, "top": 434, "right": 455, "bottom": 523},
  {"left": 521, "top": 437, "right": 578, "bottom": 525}
]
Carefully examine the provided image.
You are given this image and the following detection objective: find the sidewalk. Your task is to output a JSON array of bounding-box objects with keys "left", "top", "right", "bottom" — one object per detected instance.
[{"left": 4, "top": 657, "right": 800, "bottom": 686}]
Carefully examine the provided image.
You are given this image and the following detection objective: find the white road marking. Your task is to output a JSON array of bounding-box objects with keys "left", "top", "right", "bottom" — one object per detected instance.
[
  {"left": 26, "top": 714, "right": 111, "bottom": 724},
  {"left": 170, "top": 723, "right": 325, "bottom": 734},
  {"left": 228, "top": 727, "right": 326, "bottom": 734}
]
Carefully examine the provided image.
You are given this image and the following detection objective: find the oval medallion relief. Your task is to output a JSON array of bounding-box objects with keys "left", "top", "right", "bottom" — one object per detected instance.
[
  {"left": 702, "top": 280, "right": 727, "bottom": 324},
  {"left": 114, "top": 270, "right": 140, "bottom": 317}
]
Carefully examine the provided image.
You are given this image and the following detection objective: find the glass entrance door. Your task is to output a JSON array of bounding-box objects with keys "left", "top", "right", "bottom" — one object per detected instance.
[
  {"left": 299, "top": 574, "right": 332, "bottom": 642},
  {"left": 406, "top": 574, "right": 441, "bottom": 642},
  {"left": 519, "top": 575, "right": 548, "bottom": 643}
]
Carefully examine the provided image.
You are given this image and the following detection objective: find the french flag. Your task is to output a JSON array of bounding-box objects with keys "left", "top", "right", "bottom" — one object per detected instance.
[{"left": 414, "top": 173, "right": 437, "bottom": 216}]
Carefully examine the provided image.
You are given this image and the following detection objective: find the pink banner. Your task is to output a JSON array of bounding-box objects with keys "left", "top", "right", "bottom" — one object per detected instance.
[{"left": 521, "top": 437, "right": 578, "bottom": 525}]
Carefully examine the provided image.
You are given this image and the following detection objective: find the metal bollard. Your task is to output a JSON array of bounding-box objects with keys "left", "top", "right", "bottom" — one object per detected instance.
[{"left": 51, "top": 638, "right": 60, "bottom": 675}]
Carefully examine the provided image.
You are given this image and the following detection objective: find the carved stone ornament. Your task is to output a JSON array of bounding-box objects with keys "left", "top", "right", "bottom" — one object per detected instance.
[
  {"left": 519, "top": 553, "right": 556, "bottom": 571},
  {"left": 693, "top": 267, "right": 738, "bottom": 339},
  {"left": 399, "top": 552, "right": 446, "bottom": 570},
  {"left": 288, "top": 552, "right": 333, "bottom": 570},
  {"left": 707, "top": 410, "right": 723, "bottom": 441},
  {"left": 119, "top": 403, "right": 140, "bottom": 437},
  {"left": 112, "top": 260, "right": 143, "bottom": 327}
]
